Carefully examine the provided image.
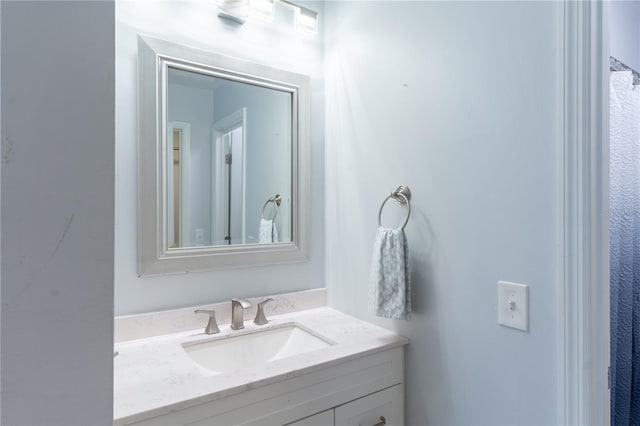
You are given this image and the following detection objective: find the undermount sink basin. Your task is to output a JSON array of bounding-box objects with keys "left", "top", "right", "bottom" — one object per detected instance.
[{"left": 182, "top": 323, "right": 333, "bottom": 376}]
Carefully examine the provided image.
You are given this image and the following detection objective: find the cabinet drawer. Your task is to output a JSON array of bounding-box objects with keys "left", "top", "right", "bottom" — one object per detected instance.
[
  {"left": 334, "top": 385, "right": 403, "bottom": 426},
  {"left": 287, "top": 409, "right": 334, "bottom": 426}
]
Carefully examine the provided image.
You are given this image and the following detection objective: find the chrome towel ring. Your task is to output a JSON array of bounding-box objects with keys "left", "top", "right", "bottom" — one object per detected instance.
[
  {"left": 378, "top": 185, "right": 412, "bottom": 230},
  {"left": 261, "top": 194, "right": 282, "bottom": 220}
]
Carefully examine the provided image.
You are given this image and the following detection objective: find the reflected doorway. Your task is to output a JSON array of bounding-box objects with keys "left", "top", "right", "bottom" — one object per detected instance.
[{"left": 167, "top": 121, "right": 191, "bottom": 248}]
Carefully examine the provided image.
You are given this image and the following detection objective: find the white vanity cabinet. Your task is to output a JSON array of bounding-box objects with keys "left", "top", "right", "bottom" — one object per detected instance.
[
  {"left": 286, "top": 384, "right": 403, "bottom": 426},
  {"left": 123, "top": 347, "right": 404, "bottom": 426}
]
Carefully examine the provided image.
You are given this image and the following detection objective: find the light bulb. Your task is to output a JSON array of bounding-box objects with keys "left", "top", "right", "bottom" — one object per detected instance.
[
  {"left": 295, "top": 6, "right": 317, "bottom": 34},
  {"left": 250, "top": 0, "right": 275, "bottom": 21}
]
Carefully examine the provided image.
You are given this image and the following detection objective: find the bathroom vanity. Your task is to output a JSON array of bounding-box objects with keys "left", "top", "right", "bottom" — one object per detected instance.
[
  {"left": 114, "top": 306, "right": 407, "bottom": 425},
  {"left": 120, "top": 35, "right": 407, "bottom": 426}
]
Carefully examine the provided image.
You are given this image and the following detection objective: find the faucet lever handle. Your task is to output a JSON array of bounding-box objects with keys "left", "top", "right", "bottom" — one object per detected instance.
[
  {"left": 254, "top": 298, "right": 274, "bottom": 325},
  {"left": 194, "top": 309, "right": 220, "bottom": 335}
]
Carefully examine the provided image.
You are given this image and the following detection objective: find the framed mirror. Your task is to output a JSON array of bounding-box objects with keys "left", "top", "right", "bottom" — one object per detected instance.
[{"left": 137, "top": 36, "right": 309, "bottom": 276}]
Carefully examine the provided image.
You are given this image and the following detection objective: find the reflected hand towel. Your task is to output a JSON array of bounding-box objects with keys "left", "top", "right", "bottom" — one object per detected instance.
[
  {"left": 259, "top": 218, "right": 279, "bottom": 244},
  {"left": 368, "top": 227, "right": 411, "bottom": 319}
]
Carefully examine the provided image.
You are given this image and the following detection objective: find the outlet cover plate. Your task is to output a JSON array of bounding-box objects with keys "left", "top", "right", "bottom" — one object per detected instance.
[{"left": 498, "top": 281, "right": 528, "bottom": 332}]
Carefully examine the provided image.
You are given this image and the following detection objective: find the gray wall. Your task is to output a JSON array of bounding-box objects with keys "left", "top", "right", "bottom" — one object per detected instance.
[
  {"left": 1, "top": 1, "right": 115, "bottom": 424},
  {"left": 609, "top": 0, "right": 640, "bottom": 71},
  {"left": 324, "top": 2, "right": 562, "bottom": 425},
  {"left": 115, "top": 0, "right": 324, "bottom": 315}
]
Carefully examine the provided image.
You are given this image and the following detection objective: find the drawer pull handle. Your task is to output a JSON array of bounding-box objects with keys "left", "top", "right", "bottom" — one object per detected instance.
[{"left": 372, "top": 416, "right": 386, "bottom": 426}]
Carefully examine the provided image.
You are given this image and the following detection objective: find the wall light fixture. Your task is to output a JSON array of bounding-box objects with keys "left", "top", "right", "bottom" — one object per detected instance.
[{"left": 218, "top": 0, "right": 318, "bottom": 34}]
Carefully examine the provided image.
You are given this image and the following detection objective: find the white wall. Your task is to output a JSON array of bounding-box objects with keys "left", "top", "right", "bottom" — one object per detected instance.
[
  {"left": 1, "top": 1, "right": 115, "bottom": 424},
  {"left": 324, "top": 2, "right": 562, "bottom": 425},
  {"left": 609, "top": 0, "right": 640, "bottom": 71},
  {"left": 115, "top": 0, "right": 324, "bottom": 315}
]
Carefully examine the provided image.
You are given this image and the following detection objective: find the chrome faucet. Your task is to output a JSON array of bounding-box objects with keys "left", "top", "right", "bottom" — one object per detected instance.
[{"left": 231, "top": 298, "right": 252, "bottom": 330}]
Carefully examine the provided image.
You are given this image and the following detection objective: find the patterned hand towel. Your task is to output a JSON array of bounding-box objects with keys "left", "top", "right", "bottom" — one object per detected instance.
[
  {"left": 258, "top": 218, "right": 279, "bottom": 243},
  {"left": 368, "top": 227, "right": 411, "bottom": 319}
]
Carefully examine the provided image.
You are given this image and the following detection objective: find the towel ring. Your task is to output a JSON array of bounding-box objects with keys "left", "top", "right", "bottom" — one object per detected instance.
[
  {"left": 261, "top": 194, "right": 282, "bottom": 221},
  {"left": 378, "top": 186, "right": 412, "bottom": 230}
]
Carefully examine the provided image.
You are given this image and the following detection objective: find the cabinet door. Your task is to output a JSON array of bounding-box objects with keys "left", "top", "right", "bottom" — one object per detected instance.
[
  {"left": 334, "top": 385, "right": 403, "bottom": 426},
  {"left": 287, "top": 409, "right": 334, "bottom": 426}
]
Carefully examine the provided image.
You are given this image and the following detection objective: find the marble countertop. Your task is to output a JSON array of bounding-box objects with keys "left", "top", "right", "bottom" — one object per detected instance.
[{"left": 114, "top": 307, "right": 408, "bottom": 424}]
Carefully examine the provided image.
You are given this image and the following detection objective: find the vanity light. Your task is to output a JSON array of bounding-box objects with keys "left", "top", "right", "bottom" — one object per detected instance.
[
  {"left": 250, "top": 0, "right": 275, "bottom": 21},
  {"left": 218, "top": 0, "right": 318, "bottom": 35},
  {"left": 217, "top": 0, "right": 249, "bottom": 23},
  {"left": 293, "top": 5, "right": 318, "bottom": 34},
  {"left": 279, "top": 0, "right": 318, "bottom": 34}
]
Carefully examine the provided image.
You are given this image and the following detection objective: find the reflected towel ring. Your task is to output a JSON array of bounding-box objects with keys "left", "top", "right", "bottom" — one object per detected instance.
[
  {"left": 378, "top": 186, "right": 412, "bottom": 230},
  {"left": 261, "top": 194, "right": 282, "bottom": 221}
]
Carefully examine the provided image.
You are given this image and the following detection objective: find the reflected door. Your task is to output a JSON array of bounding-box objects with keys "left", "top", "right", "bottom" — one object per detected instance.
[{"left": 213, "top": 112, "right": 246, "bottom": 246}]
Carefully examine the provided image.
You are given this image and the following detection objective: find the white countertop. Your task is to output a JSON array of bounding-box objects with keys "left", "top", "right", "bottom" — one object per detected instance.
[{"left": 114, "top": 307, "right": 408, "bottom": 424}]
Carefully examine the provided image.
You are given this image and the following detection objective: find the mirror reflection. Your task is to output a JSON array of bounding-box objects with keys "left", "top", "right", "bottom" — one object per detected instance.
[{"left": 166, "top": 67, "right": 292, "bottom": 248}]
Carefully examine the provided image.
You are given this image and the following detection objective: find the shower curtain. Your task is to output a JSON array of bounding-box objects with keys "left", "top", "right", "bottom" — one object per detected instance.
[{"left": 610, "top": 70, "right": 640, "bottom": 426}]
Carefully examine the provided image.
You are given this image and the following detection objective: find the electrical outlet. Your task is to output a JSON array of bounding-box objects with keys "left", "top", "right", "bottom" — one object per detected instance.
[{"left": 498, "top": 281, "right": 528, "bottom": 332}]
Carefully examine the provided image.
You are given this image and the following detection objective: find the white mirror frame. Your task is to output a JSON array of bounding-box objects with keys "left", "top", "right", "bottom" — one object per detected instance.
[{"left": 137, "top": 35, "right": 310, "bottom": 276}]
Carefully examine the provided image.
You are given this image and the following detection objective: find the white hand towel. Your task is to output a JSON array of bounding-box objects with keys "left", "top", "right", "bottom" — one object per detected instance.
[
  {"left": 259, "top": 218, "right": 279, "bottom": 243},
  {"left": 368, "top": 227, "right": 411, "bottom": 319}
]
